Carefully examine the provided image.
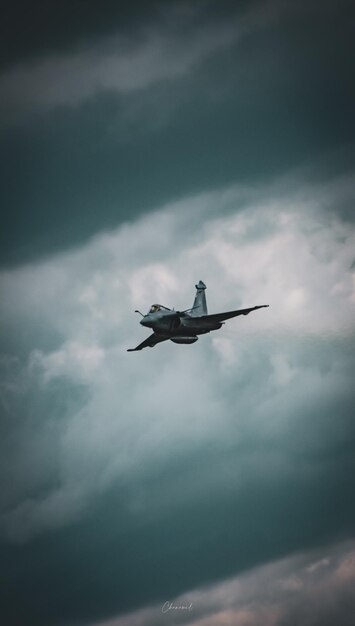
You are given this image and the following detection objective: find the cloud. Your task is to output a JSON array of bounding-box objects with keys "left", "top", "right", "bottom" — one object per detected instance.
[
  {"left": 2, "top": 0, "right": 348, "bottom": 127},
  {"left": 94, "top": 540, "right": 355, "bottom": 626},
  {"left": 0, "top": 174, "right": 354, "bottom": 625},
  {"left": 0, "top": 175, "right": 354, "bottom": 542},
  {"left": 2, "top": 0, "right": 354, "bottom": 267},
  {"left": 1, "top": 3, "right": 354, "bottom": 622},
  {"left": 0, "top": 9, "right": 238, "bottom": 127}
]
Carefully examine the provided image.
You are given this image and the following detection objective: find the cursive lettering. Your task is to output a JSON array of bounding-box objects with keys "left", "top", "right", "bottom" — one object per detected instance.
[{"left": 162, "top": 601, "right": 193, "bottom": 614}]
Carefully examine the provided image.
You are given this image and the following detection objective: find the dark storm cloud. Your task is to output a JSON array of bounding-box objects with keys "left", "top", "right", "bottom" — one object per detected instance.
[
  {"left": 0, "top": 0, "right": 167, "bottom": 71},
  {"left": 0, "top": 1, "right": 260, "bottom": 72},
  {"left": 1, "top": 0, "right": 354, "bottom": 266}
]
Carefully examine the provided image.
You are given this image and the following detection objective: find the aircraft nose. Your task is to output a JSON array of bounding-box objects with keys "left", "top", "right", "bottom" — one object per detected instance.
[{"left": 140, "top": 318, "right": 149, "bottom": 327}]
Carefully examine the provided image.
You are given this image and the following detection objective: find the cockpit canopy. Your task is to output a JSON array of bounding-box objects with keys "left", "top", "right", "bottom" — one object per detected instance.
[
  {"left": 148, "top": 304, "right": 171, "bottom": 314},
  {"left": 149, "top": 304, "right": 161, "bottom": 313}
]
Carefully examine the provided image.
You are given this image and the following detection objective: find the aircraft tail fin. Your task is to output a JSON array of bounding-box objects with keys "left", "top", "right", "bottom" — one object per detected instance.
[{"left": 190, "top": 280, "right": 207, "bottom": 317}]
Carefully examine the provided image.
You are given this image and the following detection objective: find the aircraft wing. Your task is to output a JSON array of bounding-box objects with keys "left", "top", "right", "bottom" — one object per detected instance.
[
  {"left": 127, "top": 333, "right": 170, "bottom": 352},
  {"left": 197, "top": 304, "right": 269, "bottom": 324}
]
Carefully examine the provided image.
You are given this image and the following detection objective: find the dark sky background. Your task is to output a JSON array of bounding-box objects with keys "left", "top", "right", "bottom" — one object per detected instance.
[
  {"left": 1, "top": 0, "right": 354, "bottom": 266},
  {"left": 0, "top": 2, "right": 355, "bottom": 626}
]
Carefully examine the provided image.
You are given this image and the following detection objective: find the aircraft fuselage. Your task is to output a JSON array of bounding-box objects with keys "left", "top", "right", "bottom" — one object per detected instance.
[{"left": 140, "top": 310, "right": 222, "bottom": 337}]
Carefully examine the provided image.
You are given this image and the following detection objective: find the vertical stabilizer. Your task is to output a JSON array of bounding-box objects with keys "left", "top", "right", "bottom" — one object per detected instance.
[{"left": 191, "top": 280, "right": 207, "bottom": 316}]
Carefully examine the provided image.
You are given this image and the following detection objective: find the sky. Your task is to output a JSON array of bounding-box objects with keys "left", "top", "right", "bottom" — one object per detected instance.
[{"left": 0, "top": 1, "right": 354, "bottom": 625}]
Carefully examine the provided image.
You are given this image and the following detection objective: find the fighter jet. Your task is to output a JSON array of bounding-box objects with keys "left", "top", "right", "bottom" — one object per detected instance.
[{"left": 127, "top": 280, "right": 268, "bottom": 351}]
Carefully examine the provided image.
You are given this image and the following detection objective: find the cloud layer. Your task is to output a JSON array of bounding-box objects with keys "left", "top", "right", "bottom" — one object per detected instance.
[
  {"left": 96, "top": 540, "right": 355, "bottom": 626},
  {"left": 0, "top": 13, "right": 237, "bottom": 125},
  {"left": 1, "top": 0, "right": 354, "bottom": 266},
  {"left": 0, "top": 173, "right": 354, "bottom": 624},
  {"left": 1, "top": 2, "right": 355, "bottom": 625}
]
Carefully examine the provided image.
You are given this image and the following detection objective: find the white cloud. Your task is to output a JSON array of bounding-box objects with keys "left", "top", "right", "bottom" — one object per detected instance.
[
  {"left": 30, "top": 341, "right": 105, "bottom": 382},
  {"left": 0, "top": 174, "right": 354, "bottom": 541}
]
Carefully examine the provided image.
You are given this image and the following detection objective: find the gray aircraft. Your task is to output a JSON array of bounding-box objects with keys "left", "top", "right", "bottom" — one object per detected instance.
[{"left": 127, "top": 280, "right": 268, "bottom": 351}]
